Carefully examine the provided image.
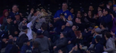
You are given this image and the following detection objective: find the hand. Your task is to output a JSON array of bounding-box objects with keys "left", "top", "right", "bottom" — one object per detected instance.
[
  {"left": 79, "top": 44, "right": 82, "bottom": 49},
  {"left": 84, "top": 13, "right": 87, "bottom": 17},
  {"left": 53, "top": 46, "right": 57, "bottom": 49},
  {"left": 104, "top": 46, "right": 106, "bottom": 50},
  {"left": 30, "top": 8, "right": 34, "bottom": 14},
  {"left": 68, "top": 41, "right": 71, "bottom": 44},
  {"left": 14, "top": 20, "right": 17, "bottom": 24},
  {"left": 19, "top": 13, "right": 23, "bottom": 17}
]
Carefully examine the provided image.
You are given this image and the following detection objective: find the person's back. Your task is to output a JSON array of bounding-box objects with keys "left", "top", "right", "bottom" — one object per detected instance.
[{"left": 35, "top": 36, "right": 50, "bottom": 53}]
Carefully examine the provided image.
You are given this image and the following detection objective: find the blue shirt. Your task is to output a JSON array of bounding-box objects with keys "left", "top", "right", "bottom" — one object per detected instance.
[{"left": 54, "top": 9, "right": 73, "bottom": 19}]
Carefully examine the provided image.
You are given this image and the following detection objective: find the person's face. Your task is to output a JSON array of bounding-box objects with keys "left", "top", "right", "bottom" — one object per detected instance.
[
  {"left": 70, "top": 8, "right": 74, "bottom": 13},
  {"left": 7, "top": 18, "right": 11, "bottom": 23},
  {"left": 60, "top": 33, "right": 64, "bottom": 38},
  {"left": 108, "top": 2, "right": 112, "bottom": 6},
  {"left": 27, "top": 42, "right": 30, "bottom": 46},
  {"left": 98, "top": 7, "right": 102, "bottom": 11},
  {"left": 66, "top": 22, "right": 70, "bottom": 26},
  {"left": 12, "top": 5, "right": 18, "bottom": 12},
  {"left": 113, "top": 7, "right": 116, "bottom": 11},
  {"left": 2, "top": 38, "right": 7, "bottom": 42},
  {"left": 41, "top": 9, "right": 45, "bottom": 12},
  {"left": 89, "top": 6, "right": 94, "bottom": 11},
  {"left": 72, "top": 26, "right": 76, "bottom": 31},
  {"left": 62, "top": 4, "right": 68, "bottom": 10},
  {"left": 98, "top": 11, "right": 103, "bottom": 17},
  {"left": 103, "top": 9, "right": 107, "bottom": 16},
  {"left": 68, "top": 15, "right": 72, "bottom": 21},
  {"left": 77, "top": 13, "right": 81, "bottom": 18},
  {"left": 4, "top": 12, "right": 9, "bottom": 17},
  {"left": 88, "top": 11, "right": 92, "bottom": 16},
  {"left": 15, "top": 15, "right": 20, "bottom": 20},
  {"left": 75, "top": 18, "right": 80, "bottom": 23},
  {"left": 9, "top": 35, "right": 13, "bottom": 39}
]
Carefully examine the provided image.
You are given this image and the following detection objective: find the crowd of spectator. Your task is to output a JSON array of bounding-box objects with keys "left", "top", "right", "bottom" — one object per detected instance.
[{"left": 0, "top": 0, "right": 116, "bottom": 53}]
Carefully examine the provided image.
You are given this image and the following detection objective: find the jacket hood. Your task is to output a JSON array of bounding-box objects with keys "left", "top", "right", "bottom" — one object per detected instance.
[
  {"left": 3, "top": 9, "right": 8, "bottom": 17},
  {"left": 19, "top": 31, "right": 26, "bottom": 37}
]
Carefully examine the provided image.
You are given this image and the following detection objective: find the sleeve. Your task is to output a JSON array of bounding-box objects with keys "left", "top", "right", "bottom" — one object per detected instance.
[
  {"left": 54, "top": 10, "right": 60, "bottom": 18},
  {"left": 69, "top": 12, "right": 73, "bottom": 18},
  {"left": 27, "top": 14, "right": 32, "bottom": 21},
  {"left": 104, "top": 40, "right": 115, "bottom": 52},
  {"left": 18, "top": 22, "right": 23, "bottom": 31},
  {"left": 56, "top": 38, "right": 67, "bottom": 48},
  {"left": 20, "top": 46, "right": 26, "bottom": 53}
]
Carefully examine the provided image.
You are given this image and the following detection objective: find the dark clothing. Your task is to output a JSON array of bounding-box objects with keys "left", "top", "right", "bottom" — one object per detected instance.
[
  {"left": 54, "top": 19, "right": 66, "bottom": 34},
  {"left": 1, "top": 22, "right": 15, "bottom": 36},
  {"left": 5, "top": 44, "right": 12, "bottom": 53},
  {"left": 72, "top": 50, "right": 81, "bottom": 53},
  {"left": 95, "top": 43, "right": 104, "bottom": 53},
  {"left": 9, "top": 44, "right": 19, "bottom": 53},
  {"left": 74, "top": 23, "right": 85, "bottom": 32},
  {"left": 9, "top": 12, "right": 19, "bottom": 20},
  {"left": 32, "top": 47, "right": 41, "bottom": 53},
  {"left": 43, "top": 30, "right": 50, "bottom": 38},
  {"left": 54, "top": 38, "right": 67, "bottom": 53},
  {"left": 18, "top": 33, "right": 28, "bottom": 48},
  {"left": 102, "top": 14, "right": 113, "bottom": 30},
  {"left": 34, "top": 36, "right": 51, "bottom": 53},
  {"left": 21, "top": 44, "right": 32, "bottom": 53}
]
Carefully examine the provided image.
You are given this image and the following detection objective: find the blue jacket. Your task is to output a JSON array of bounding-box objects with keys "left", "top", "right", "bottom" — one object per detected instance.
[
  {"left": 5, "top": 44, "right": 13, "bottom": 53},
  {"left": 21, "top": 44, "right": 32, "bottom": 53},
  {"left": 54, "top": 9, "right": 73, "bottom": 19},
  {"left": 95, "top": 43, "right": 104, "bottom": 53}
]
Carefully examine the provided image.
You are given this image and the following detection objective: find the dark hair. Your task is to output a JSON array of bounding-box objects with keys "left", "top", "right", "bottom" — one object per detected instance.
[
  {"left": 12, "top": 5, "right": 18, "bottom": 8},
  {"left": 62, "top": 3, "right": 68, "bottom": 6},
  {"left": 105, "top": 32, "right": 112, "bottom": 38},
  {"left": 41, "top": 23, "right": 48, "bottom": 30},
  {"left": 103, "top": 8, "right": 109, "bottom": 13},
  {"left": 95, "top": 36, "right": 101, "bottom": 42},
  {"left": 100, "top": 22, "right": 106, "bottom": 28}
]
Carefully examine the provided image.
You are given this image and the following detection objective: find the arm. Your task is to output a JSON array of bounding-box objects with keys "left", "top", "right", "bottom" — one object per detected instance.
[
  {"left": 104, "top": 40, "right": 115, "bottom": 52},
  {"left": 27, "top": 14, "right": 32, "bottom": 21},
  {"left": 18, "top": 22, "right": 23, "bottom": 31}
]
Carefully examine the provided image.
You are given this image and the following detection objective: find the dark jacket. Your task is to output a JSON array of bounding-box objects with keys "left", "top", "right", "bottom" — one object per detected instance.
[
  {"left": 54, "top": 38, "right": 67, "bottom": 53},
  {"left": 5, "top": 44, "right": 12, "bottom": 53},
  {"left": 18, "top": 33, "right": 28, "bottom": 48},
  {"left": 34, "top": 36, "right": 51, "bottom": 53},
  {"left": 95, "top": 43, "right": 104, "bottom": 53},
  {"left": 21, "top": 44, "right": 32, "bottom": 53},
  {"left": 32, "top": 47, "right": 41, "bottom": 53},
  {"left": 102, "top": 14, "right": 113, "bottom": 30}
]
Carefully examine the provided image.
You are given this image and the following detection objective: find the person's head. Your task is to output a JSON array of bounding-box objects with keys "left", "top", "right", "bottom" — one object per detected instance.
[
  {"left": 113, "top": 5, "right": 116, "bottom": 11},
  {"left": 7, "top": 17, "right": 12, "bottom": 23},
  {"left": 66, "top": 21, "right": 73, "bottom": 26},
  {"left": 88, "top": 11, "right": 92, "bottom": 16},
  {"left": 12, "top": 5, "right": 18, "bottom": 12},
  {"left": 89, "top": 5, "right": 94, "bottom": 11},
  {"left": 72, "top": 25, "right": 77, "bottom": 31},
  {"left": 41, "top": 8, "right": 46, "bottom": 12},
  {"left": 108, "top": 1, "right": 112, "bottom": 6},
  {"left": 9, "top": 35, "right": 13, "bottom": 40},
  {"left": 37, "top": 29, "right": 43, "bottom": 36},
  {"left": 58, "top": 50, "right": 63, "bottom": 53},
  {"left": 68, "top": 15, "right": 72, "bottom": 21},
  {"left": 62, "top": 3, "right": 68, "bottom": 11},
  {"left": 41, "top": 23, "right": 48, "bottom": 31},
  {"left": 26, "top": 41, "right": 30, "bottom": 46},
  {"left": 75, "top": 18, "right": 81, "bottom": 23},
  {"left": 60, "top": 32, "right": 65, "bottom": 38},
  {"left": 15, "top": 14, "right": 20, "bottom": 20},
  {"left": 95, "top": 36, "right": 101, "bottom": 43},
  {"left": 104, "top": 32, "right": 112, "bottom": 40},
  {"left": 98, "top": 10, "right": 103, "bottom": 17},
  {"left": 3, "top": 9, "right": 9, "bottom": 17},
  {"left": 70, "top": 8, "right": 74, "bottom": 13},
  {"left": 103, "top": 8, "right": 109, "bottom": 16},
  {"left": 76, "top": 13, "right": 82, "bottom": 18},
  {"left": 22, "top": 26, "right": 28, "bottom": 33}
]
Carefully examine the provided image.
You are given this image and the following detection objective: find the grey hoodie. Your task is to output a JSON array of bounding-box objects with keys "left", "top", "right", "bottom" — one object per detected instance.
[{"left": 105, "top": 37, "right": 116, "bottom": 53}]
